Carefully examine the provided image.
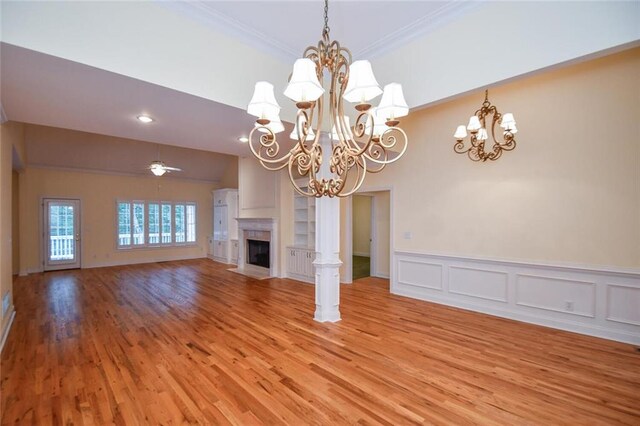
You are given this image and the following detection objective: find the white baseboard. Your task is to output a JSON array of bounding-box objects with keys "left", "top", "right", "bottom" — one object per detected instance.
[
  {"left": 85, "top": 254, "right": 206, "bottom": 269},
  {"left": 353, "top": 252, "right": 371, "bottom": 258},
  {"left": 0, "top": 307, "right": 16, "bottom": 353},
  {"left": 21, "top": 255, "right": 208, "bottom": 275},
  {"left": 373, "top": 272, "right": 390, "bottom": 279},
  {"left": 286, "top": 272, "right": 314, "bottom": 285},
  {"left": 393, "top": 251, "right": 640, "bottom": 345}
]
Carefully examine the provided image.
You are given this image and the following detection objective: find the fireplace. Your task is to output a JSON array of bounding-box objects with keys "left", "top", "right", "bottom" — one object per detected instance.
[
  {"left": 234, "top": 218, "right": 278, "bottom": 278},
  {"left": 247, "top": 239, "right": 270, "bottom": 269}
]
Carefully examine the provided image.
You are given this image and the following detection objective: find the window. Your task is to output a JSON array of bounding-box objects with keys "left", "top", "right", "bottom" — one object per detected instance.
[{"left": 117, "top": 200, "right": 196, "bottom": 249}]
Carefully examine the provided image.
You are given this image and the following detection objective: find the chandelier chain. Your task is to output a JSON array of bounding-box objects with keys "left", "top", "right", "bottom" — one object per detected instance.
[{"left": 323, "top": 0, "right": 330, "bottom": 36}]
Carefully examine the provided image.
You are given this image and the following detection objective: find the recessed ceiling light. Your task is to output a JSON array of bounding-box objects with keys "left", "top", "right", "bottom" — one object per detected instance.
[
  {"left": 238, "top": 136, "right": 249, "bottom": 143},
  {"left": 137, "top": 115, "right": 154, "bottom": 123}
]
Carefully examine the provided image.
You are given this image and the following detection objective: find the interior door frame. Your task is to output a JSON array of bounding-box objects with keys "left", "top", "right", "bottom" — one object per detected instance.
[
  {"left": 41, "top": 197, "right": 82, "bottom": 271},
  {"left": 343, "top": 186, "right": 394, "bottom": 285}
]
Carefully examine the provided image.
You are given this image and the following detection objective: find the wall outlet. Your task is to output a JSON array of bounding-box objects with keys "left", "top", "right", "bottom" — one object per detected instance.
[
  {"left": 565, "top": 301, "right": 574, "bottom": 312},
  {"left": 403, "top": 231, "right": 412, "bottom": 240}
]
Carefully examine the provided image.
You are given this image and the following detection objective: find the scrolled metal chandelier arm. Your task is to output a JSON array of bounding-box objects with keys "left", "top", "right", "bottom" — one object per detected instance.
[{"left": 245, "top": 0, "right": 410, "bottom": 197}]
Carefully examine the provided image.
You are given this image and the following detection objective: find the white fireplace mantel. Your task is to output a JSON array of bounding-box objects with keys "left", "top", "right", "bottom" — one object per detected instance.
[{"left": 235, "top": 218, "right": 278, "bottom": 278}]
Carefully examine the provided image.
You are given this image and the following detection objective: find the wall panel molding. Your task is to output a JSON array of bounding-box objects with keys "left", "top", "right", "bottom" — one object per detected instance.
[
  {"left": 393, "top": 251, "right": 640, "bottom": 345},
  {"left": 449, "top": 266, "right": 508, "bottom": 303}
]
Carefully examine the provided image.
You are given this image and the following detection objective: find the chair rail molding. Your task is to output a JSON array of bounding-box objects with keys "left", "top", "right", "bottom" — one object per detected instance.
[{"left": 392, "top": 250, "right": 640, "bottom": 345}]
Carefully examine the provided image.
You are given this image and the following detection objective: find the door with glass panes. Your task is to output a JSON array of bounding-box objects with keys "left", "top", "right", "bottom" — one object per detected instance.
[{"left": 43, "top": 199, "right": 81, "bottom": 271}]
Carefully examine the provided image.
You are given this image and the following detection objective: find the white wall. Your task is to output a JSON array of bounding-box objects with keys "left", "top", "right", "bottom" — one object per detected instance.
[{"left": 372, "top": 0, "right": 640, "bottom": 108}]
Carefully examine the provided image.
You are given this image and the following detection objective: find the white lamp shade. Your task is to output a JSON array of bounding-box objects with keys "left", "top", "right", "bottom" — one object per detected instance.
[
  {"left": 283, "top": 58, "right": 324, "bottom": 103},
  {"left": 504, "top": 123, "right": 518, "bottom": 134},
  {"left": 150, "top": 164, "right": 166, "bottom": 176},
  {"left": 467, "top": 116, "right": 481, "bottom": 131},
  {"left": 255, "top": 116, "right": 285, "bottom": 134},
  {"left": 332, "top": 116, "right": 353, "bottom": 141},
  {"left": 500, "top": 113, "right": 516, "bottom": 129},
  {"left": 477, "top": 128, "right": 488, "bottom": 141},
  {"left": 290, "top": 120, "right": 315, "bottom": 141},
  {"left": 343, "top": 60, "right": 382, "bottom": 103},
  {"left": 376, "top": 83, "right": 409, "bottom": 120},
  {"left": 454, "top": 125, "right": 467, "bottom": 139},
  {"left": 365, "top": 107, "right": 389, "bottom": 137},
  {"left": 248, "top": 81, "right": 281, "bottom": 119}
]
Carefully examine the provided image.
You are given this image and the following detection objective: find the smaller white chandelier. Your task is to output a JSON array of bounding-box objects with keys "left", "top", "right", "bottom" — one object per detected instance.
[
  {"left": 246, "top": 0, "right": 409, "bottom": 197},
  {"left": 453, "top": 90, "right": 518, "bottom": 162}
]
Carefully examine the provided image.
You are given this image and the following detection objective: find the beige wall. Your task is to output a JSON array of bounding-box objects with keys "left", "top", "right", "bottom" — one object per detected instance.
[
  {"left": 357, "top": 47, "right": 640, "bottom": 269},
  {"left": 220, "top": 157, "right": 239, "bottom": 189},
  {"left": 19, "top": 167, "right": 218, "bottom": 274},
  {"left": 0, "top": 121, "right": 25, "bottom": 337},
  {"left": 352, "top": 195, "right": 372, "bottom": 256},
  {"left": 11, "top": 171, "right": 19, "bottom": 275}
]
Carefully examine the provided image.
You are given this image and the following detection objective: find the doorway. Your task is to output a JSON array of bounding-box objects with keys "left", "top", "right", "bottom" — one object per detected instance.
[
  {"left": 348, "top": 190, "right": 391, "bottom": 283},
  {"left": 352, "top": 195, "right": 372, "bottom": 280},
  {"left": 43, "top": 199, "right": 81, "bottom": 271}
]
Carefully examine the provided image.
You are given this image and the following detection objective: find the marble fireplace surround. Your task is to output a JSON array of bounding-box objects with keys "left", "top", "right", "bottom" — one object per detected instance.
[{"left": 235, "top": 218, "right": 278, "bottom": 279}]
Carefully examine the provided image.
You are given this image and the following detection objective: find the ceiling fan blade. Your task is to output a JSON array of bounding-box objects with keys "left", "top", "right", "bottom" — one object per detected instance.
[{"left": 164, "top": 166, "right": 182, "bottom": 171}]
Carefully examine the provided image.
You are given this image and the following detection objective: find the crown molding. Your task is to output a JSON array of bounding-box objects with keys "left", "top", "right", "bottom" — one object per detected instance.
[
  {"left": 159, "top": 0, "right": 300, "bottom": 62},
  {"left": 159, "top": 1, "right": 483, "bottom": 63},
  {"left": 354, "top": 1, "right": 483, "bottom": 59}
]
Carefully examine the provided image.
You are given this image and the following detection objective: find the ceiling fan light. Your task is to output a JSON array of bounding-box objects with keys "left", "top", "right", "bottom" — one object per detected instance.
[
  {"left": 150, "top": 163, "right": 167, "bottom": 176},
  {"left": 343, "top": 60, "right": 382, "bottom": 103},
  {"left": 247, "top": 81, "right": 281, "bottom": 119},
  {"left": 284, "top": 58, "right": 324, "bottom": 103},
  {"left": 377, "top": 83, "right": 409, "bottom": 120}
]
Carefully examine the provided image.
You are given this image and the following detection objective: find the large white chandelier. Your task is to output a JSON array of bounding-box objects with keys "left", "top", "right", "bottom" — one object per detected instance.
[{"left": 246, "top": 0, "right": 409, "bottom": 197}]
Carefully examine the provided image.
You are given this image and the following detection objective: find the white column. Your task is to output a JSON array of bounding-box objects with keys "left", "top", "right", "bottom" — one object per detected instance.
[{"left": 313, "top": 133, "right": 342, "bottom": 322}]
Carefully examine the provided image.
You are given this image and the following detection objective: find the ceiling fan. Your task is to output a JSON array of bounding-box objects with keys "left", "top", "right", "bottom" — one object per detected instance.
[
  {"left": 148, "top": 160, "right": 182, "bottom": 176},
  {"left": 148, "top": 145, "right": 182, "bottom": 176}
]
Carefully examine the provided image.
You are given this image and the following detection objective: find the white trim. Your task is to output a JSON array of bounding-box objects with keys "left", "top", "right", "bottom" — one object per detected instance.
[
  {"left": 161, "top": 1, "right": 481, "bottom": 62},
  {"left": 82, "top": 254, "right": 207, "bottom": 270},
  {"left": 345, "top": 186, "right": 394, "bottom": 284},
  {"left": 42, "top": 198, "right": 82, "bottom": 271},
  {"left": 372, "top": 273, "right": 390, "bottom": 279},
  {"left": 393, "top": 251, "right": 640, "bottom": 345},
  {"left": 0, "top": 308, "right": 16, "bottom": 353}
]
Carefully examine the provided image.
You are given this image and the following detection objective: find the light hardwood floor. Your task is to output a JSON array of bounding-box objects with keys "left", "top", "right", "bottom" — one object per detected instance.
[{"left": 1, "top": 259, "right": 639, "bottom": 425}]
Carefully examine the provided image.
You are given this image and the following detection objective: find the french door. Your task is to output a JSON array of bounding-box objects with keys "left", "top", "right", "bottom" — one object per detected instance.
[{"left": 43, "top": 199, "right": 81, "bottom": 271}]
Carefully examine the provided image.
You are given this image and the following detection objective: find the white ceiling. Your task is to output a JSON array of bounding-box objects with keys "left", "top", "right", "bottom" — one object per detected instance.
[
  {"left": 0, "top": 43, "right": 273, "bottom": 157},
  {"left": 163, "top": 0, "right": 479, "bottom": 61},
  {"left": 1, "top": 0, "right": 637, "bottom": 170}
]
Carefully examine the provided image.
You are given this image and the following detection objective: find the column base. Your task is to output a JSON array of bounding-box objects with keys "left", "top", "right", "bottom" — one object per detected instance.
[{"left": 314, "top": 307, "right": 341, "bottom": 323}]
